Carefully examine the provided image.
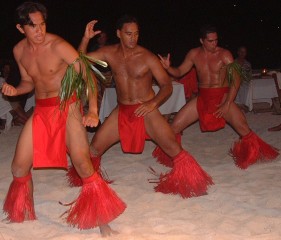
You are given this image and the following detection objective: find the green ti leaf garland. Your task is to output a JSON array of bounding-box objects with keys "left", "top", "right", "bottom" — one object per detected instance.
[
  {"left": 59, "top": 52, "right": 108, "bottom": 110},
  {"left": 225, "top": 62, "right": 249, "bottom": 87}
]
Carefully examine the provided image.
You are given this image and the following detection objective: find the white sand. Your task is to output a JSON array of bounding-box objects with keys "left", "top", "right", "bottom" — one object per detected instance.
[{"left": 0, "top": 112, "right": 281, "bottom": 240}]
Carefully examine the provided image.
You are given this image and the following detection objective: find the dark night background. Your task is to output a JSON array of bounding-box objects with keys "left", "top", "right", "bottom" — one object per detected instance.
[{"left": 0, "top": 0, "right": 281, "bottom": 69}]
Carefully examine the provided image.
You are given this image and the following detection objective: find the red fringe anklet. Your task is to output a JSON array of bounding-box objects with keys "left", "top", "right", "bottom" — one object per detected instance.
[
  {"left": 152, "top": 133, "right": 182, "bottom": 168},
  {"left": 3, "top": 173, "right": 36, "bottom": 222},
  {"left": 66, "top": 155, "right": 112, "bottom": 187},
  {"left": 66, "top": 165, "right": 83, "bottom": 187},
  {"left": 154, "top": 150, "right": 213, "bottom": 198},
  {"left": 66, "top": 172, "right": 126, "bottom": 229},
  {"left": 230, "top": 131, "right": 279, "bottom": 169}
]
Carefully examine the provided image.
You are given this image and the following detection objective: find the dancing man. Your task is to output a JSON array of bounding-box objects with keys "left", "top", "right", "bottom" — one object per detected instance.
[
  {"left": 155, "top": 24, "right": 279, "bottom": 169},
  {"left": 1, "top": 2, "right": 125, "bottom": 237},
  {"left": 67, "top": 15, "right": 213, "bottom": 199}
]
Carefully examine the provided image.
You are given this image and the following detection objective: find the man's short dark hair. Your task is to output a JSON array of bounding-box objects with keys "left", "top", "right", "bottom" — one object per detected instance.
[
  {"left": 238, "top": 46, "right": 247, "bottom": 51},
  {"left": 199, "top": 24, "right": 217, "bottom": 39},
  {"left": 15, "top": 2, "right": 47, "bottom": 26},
  {"left": 116, "top": 15, "right": 139, "bottom": 30}
]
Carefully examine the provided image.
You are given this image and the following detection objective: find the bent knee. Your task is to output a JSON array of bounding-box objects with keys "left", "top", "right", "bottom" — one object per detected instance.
[
  {"left": 161, "top": 141, "right": 182, "bottom": 158},
  {"left": 89, "top": 142, "right": 104, "bottom": 157}
]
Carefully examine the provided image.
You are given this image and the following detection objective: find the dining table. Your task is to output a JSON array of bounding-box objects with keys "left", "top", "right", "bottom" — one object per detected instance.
[
  {"left": 99, "top": 81, "right": 186, "bottom": 123},
  {"left": 235, "top": 75, "right": 278, "bottom": 111}
]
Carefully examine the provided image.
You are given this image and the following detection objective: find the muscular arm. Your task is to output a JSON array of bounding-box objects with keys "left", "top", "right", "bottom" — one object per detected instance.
[
  {"left": 78, "top": 20, "right": 101, "bottom": 55},
  {"left": 150, "top": 56, "right": 173, "bottom": 107},
  {"left": 83, "top": 72, "right": 98, "bottom": 127},
  {"left": 159, "top": 51, "right": 195, "bottom": 78},
  {"left": 215, "top": 50, "right": 241, "bottom": 118},
  {"left": 3, "top": 46, "right": 35, "bottom": 96},
  {"left": 78, "top": 36, "right": 91, "bottom": 54},
  {"left": 56, "top": 39, "right": 99, "bottom": 126},
  {"left": 223, "top": 50, "right": 240, "bottom": 103},
  {"left": 79, "top": 37, "right": 105, "bottom": 61},
  {"left": 135, "top": 53, "right": 172, "bottom": 117}
]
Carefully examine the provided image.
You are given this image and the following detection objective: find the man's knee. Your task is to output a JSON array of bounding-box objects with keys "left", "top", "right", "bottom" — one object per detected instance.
[
  {"left": 90, "top": 144, "right": 103, "bottom": 157},
  {"left": 170, "top": 124, "right": 180, "bottom": 134},
  {"left": 160, "top": 140, "right": 182, "bottom": 158}
]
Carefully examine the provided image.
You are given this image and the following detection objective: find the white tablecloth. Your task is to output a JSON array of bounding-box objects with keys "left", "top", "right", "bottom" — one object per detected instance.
[
  {"left": 99, "top": 82, "right": 186, "bottom": 123},
  {"left": 235, "top": 77, "right": 278, "bottom": 111},
  {"left": 0, "top": 78, "right": 13, "bottom": 131},
  {"left": 0, "top": 93, "right": 13, "bottom": 132}
]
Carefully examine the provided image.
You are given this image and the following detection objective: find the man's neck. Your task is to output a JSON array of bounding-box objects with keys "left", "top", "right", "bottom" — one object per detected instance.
[{"left": 119, "top": 44, "right": 137, "bottom": 59}]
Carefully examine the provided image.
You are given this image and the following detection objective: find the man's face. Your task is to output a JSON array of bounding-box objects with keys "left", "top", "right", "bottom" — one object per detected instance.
[
  {"left": 19, "top": 11, "right": 46, "bottom": 44},
  {"left": 238, "top": 47, "right": 247, "bottom": 59},
  {"left": 117, "top": 22, "right": 139, "bottom": 49},
  {"left": 97, "top": 32, "right": 108, "bottom": 46},
  {"left": 201, "top": 32, "right": 218, "bottom": 52}
]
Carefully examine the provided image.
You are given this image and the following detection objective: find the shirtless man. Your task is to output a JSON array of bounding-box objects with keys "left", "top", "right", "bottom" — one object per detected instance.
[
  {"left": 1, "top": 2, "right": 125, "bottom": 236},
  {"left": 69, "top": 15, "right": 213, "bottom": 199},
  {"left": 156, "top": 24, "right": 279, "bottom": 169}
]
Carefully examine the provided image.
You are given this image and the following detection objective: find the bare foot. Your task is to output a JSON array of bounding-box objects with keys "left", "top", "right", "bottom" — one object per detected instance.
[
  {"left": 99, "top": 224, "right": 119, "bottom": 237},
  {"left": 268, "top": 124, "right": 281, "bottom": 132}
]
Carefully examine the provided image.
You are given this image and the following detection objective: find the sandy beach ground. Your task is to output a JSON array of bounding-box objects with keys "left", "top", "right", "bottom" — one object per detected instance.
[{"left": 0, "top": 112, "right": 281, "bottom": 240}]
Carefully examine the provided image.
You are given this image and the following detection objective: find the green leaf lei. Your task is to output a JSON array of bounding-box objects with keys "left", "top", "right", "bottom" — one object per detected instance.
[
  {"left": 59, "top": 52, "right": 108, "bottom": 109},
  {"left": 225, "top": 62, "right": 249, "bottom": 87}
]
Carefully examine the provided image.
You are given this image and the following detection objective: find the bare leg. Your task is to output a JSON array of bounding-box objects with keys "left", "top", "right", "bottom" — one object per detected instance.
[
  {"left": 67, "top": 104, "right": 121, "bottom": 235},
  {"left": 90, "top": 107, "right": 120, "bottom": 156},
  {"left": 12, "top": 114, "right": 33, "bottom": 177},
  {"left": 223, "top": 102, "right": 251, "bottom": 136},
  {"left": 90, "top": 108, "right": 123, "bottom": 236},
  {"left": 90, "top": 109, "right": 119, "bottom": 234},
  {"left": 146, "top": 108, "right": 213, "bottom": 198},
  {"left": 66, "top": 102, "right": 94, "bottom": 178},
  {"left": 224, "top": 102, "right": 279, "bottom": 169},
  {"left": 151, "top": 98, "right": 199, "bottom": 165},
  {"left": 5, "top": 114, "right": 35, "bottom": 221},
  {"left": 170, "top": 97, "right": 199, "bottom": 134},
  {"left": 145, "top": 109, "right": 182, "bottom": 157}
]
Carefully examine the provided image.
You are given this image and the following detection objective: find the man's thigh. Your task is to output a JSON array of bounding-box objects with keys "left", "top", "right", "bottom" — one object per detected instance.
[
  {"left": 12, "top": 114, "right": 33, "bottom": 176},
  {"left": 90, "top": 107, "right": 120, "bottom": 155}
]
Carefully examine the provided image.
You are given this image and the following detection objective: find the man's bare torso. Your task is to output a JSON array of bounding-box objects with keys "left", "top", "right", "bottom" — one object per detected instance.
[
  {"left": 15, "top": 33, "right": 69, "bottom": 99},
  {"left": 191, "top": 47, "right": 232, "bottom": 88},
  {"left": 99, "top": 44, "right": 156, "bottom": 105}
]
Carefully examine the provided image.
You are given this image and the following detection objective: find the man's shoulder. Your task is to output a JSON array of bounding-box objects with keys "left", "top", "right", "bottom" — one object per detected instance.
[
  {"left": 135, "top": 46, "right": 159, "bottom": 63},
  {"left": 188, "top": 47, "right": 201, "bottom": 56},
  {"left": 217, "top": 47, "right": 234, "bottom": 64},
  {"left": 98, "top": 43, "right": 119, "bottom": 53},
  {"left": 187, "top": 47, "right": 198, "bottom": 52},
  {"left": 14, "top": 38, "right": 26, "bottom": 49},
  {"left": 137, "top": 45, "right": 154, "bottom": 56},
  {"left": 186, "top": 47, "right": 201, "bottom": 60},
  {"left": 46, "top": 33, "right": 67, "bottom": 45},
  {"left": 47, "top": 33, "right": 77, "bottom": 55},
  {"left": 13, "top": 39, "right": 27, "bottom": 57}
]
